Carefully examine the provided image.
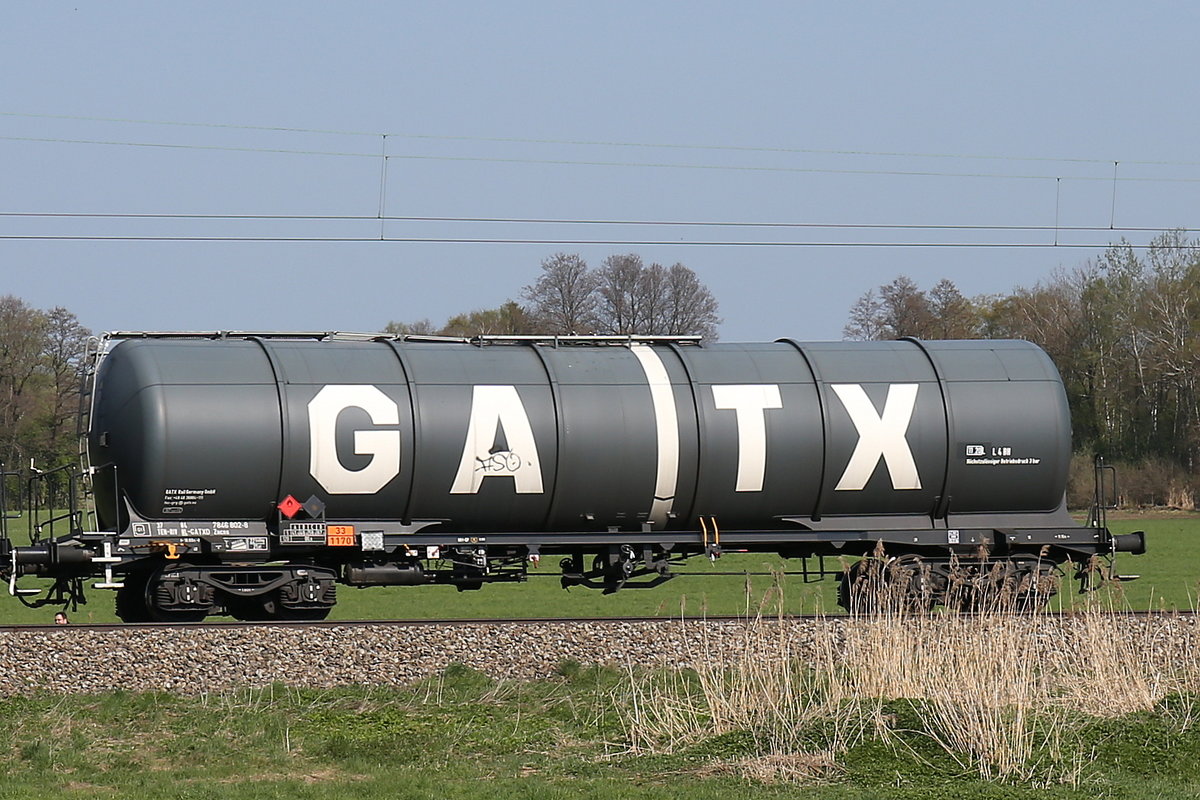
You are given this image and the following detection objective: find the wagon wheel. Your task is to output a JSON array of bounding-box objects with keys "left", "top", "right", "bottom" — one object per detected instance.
[
  {"left": 144, "top": 565, "right": 211, "bottom": 623},
  {"left": 948, "top": 559, "right": 1061, "bottom": 613},
  {"left": 114, "top": 569, "right": 154, "bottom": 623},
  {"left": 838, "top": 555, "right": 937, "bottom": 614},
  {"left": 117, "top": 565, "right": 211, "bottom": 623},
  {"left": 226, "top": 590, "right": 332, "bottom": 622}
]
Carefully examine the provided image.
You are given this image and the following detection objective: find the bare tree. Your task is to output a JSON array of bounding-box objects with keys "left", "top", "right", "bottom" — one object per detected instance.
[
  {"left": 843, "top": 289, "right": 887, "bottom": 340},
  {"left": 928, "top": 279, "right": 981, "bottom": 338},
  {"left": 594, "top": 253, "right": 647, "bottom": 335},
  {"left": 843, "top": 276, "right": 933, "bottom": 340},
  {"left": 879, "top": 275, "right": 934, "bottom": 338},
  {"left": 660, "top": 262, "right": 720, "bottom": 340},
  {"left": 593, "top": 255, "right": 720, "bottom": 338},
  {"left": 638, "top": 262, "right": 669, "bottom": 334},
  {"left": 388, "top": 252, "right": 721, "bottom": 342},
  {"left": 383, "top": 318, "right": 440, "bottom": 336},
  {"left": 521, "top": 253, "right": 597, "bottom": 334},
  {"left": 1142, "top": 231, "right": 1200, "bottom": 458}
]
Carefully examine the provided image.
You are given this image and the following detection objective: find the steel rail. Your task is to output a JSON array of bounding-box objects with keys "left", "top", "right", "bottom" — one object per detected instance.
[{"left": 0, "top": 609, "right": 1189, "bottom": 632}]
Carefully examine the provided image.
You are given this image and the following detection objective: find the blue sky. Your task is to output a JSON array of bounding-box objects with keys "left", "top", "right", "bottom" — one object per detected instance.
[{"left": 2, "top": 1, "right": 1198, "bottom": 341}]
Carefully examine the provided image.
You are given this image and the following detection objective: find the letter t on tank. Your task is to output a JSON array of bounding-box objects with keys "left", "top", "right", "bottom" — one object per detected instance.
[{"left": 712, "top": 384, "right": 783, "bottom": 492}]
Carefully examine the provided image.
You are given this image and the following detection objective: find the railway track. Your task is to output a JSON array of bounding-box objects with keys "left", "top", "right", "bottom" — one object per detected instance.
[
  {"left": 1, "top": 610, "right": 1194, "bottom": 697},
  {"left": 2, "top": 608, "right": 1189, "bottom": 632}
]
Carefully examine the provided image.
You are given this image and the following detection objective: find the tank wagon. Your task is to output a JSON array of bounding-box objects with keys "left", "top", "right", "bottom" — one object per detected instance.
[{"left": 0, "top": 332, "right": 1144, "bottom": 621}]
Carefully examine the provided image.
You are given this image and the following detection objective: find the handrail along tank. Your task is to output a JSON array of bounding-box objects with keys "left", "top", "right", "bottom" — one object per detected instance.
[{"left": 2, "top": 332, "right": 1144, "bottom": 622}]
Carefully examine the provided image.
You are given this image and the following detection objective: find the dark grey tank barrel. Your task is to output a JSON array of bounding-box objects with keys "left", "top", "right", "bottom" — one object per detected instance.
[{"left": 88, "top": 336, "right": 1073, "bottom": 534}]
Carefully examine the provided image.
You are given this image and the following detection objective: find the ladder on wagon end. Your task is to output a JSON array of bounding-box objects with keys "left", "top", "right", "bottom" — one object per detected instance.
[
  {"left": 73, "top": 334, "right": 109, "bottom": 528},
  {"left": 1085, "top": 455, "right": 1141, "bottom": 586},
  {"left": 73, "top": 335, "right": 124, "bottom": 591}
]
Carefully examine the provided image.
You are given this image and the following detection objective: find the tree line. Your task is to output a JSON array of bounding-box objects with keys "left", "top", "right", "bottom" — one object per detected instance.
[
  {"left": 0, "top": 296, "right": 91, "bottom": 471},
  {"left": 844, "top": 230, "right": 1200, "bottom": 507},
  {"left": 387, "top": 253, "right": 721, "bottom": 340}
]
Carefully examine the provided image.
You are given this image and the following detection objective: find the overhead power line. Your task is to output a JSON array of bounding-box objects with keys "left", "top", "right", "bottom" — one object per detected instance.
[
  {"left": 2, "top": 112, "right": 1195, "bottom": 246},
  {"left": 0, "top": 210, "right": 1193, "bottom": 236},
  {"left": 0, "top": 234, "right": 1194, "bottom": 249},
  {"left": 0, "top": 134, "right": 375, "bottom": 159},
  {"left": 4, "top": 109, "right": 1200, "bottom": 168},
  {"left": 4, "top": 133, "right": 1200, "bottom": 183}
]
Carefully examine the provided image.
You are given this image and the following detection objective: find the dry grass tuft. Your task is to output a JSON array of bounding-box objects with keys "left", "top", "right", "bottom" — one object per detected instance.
[
  {"left": 697, "top": 751, "right": 840, "bottom": 784},
  {"left": 615, "top": 567, "right": 1200, "bottom": 785}
]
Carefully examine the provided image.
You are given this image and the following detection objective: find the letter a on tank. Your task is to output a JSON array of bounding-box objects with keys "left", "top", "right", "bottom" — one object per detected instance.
[{"left": 451, "top": 385, "right": 543, "bottom": 494}]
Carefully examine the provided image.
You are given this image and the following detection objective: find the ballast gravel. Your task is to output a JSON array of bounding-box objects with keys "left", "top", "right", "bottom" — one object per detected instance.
[{"left": 0, "top": 615, "right": 1194, "bottom": 695}]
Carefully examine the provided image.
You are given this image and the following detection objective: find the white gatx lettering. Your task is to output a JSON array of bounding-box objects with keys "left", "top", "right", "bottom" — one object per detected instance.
[
  {"left": 832, "top": 383, "right": 921, "bottom": 491},
  {"left": 450, "top": 385, "right": 543, "bottom": 494},
  {"left": 308, "top": 385, "right": 401, "bottom": 494},
  {"left": 711, "top": 384, "right": 782, "bottom": 492}
]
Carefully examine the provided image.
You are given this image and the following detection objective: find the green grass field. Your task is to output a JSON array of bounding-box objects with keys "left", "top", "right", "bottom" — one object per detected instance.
[
  {"left": 1095, "top": 516, "right": 1200, "bottom": 610},
  {"left": 1, "top": 670, "right": 1198, "bottom": 799},
  {"left": 1, "top": 516, "right": 1195, "bottom": 624}
]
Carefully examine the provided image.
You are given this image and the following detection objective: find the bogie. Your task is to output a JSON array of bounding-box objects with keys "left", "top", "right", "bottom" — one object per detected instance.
[{"left": 113, "top": 562, "right": 337, "bottom": 623}]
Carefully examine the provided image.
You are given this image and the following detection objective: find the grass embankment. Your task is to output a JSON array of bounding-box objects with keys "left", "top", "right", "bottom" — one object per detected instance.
[
  {"left": 5, "top": 517, "right": 1195, "bottom": 625},
  {"left": 4, "top": 604, "right": 1200, "bottom": 799}
]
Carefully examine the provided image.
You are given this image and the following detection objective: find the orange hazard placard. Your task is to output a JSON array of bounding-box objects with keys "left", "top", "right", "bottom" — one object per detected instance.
[{"left": 326, "top": 525, "right": 357, "bottom": 547}]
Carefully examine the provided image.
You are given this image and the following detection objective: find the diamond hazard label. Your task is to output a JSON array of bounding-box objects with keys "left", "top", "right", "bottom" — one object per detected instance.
[{"left": 277, "top": 495, "right": 303, "bottom": 519}]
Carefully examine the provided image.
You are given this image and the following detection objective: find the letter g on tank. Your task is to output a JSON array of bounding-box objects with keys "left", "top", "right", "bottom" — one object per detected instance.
[{"left": 308, "top": 385, "right": 401, "bottom": 494}]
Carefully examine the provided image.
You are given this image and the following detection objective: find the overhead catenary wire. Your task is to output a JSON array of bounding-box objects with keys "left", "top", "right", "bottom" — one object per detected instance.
[
  {"left": 0, "top": 210, "right": 1194, "bottom": 235},
  {"left": 0, "top": 234, "right": 1194, "bottom": 248},
  {"left": 4, "top": 133, "right": 1200, "bottom": 184},
  {"left": 2, "top": 111, "right": 1197, "bottom": 249},
  {"left": 5, "top": 109, "right": 1200, "bottom": 168},
  {"left": 0, "top": 134, "right": 376, "bottom": 159}
]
